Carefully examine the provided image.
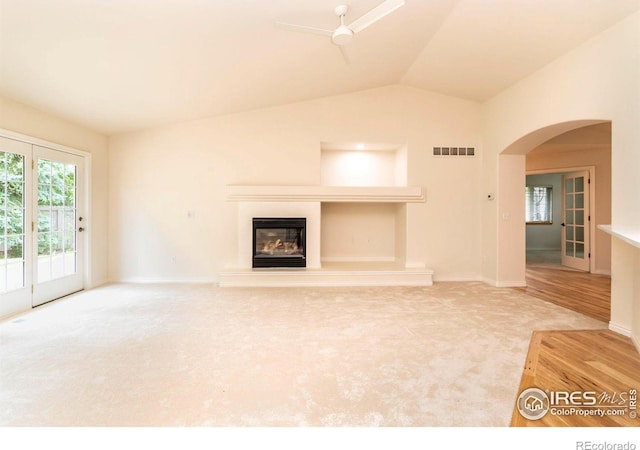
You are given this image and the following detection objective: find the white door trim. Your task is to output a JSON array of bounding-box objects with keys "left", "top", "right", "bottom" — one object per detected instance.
[{"left": 0, "top": 129, "right": 91, "bottom": 158}]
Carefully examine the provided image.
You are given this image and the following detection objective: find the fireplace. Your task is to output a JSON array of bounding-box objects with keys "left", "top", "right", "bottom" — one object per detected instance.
[{"left": 252, "top": 218, "right": 306, "bottom": 268}]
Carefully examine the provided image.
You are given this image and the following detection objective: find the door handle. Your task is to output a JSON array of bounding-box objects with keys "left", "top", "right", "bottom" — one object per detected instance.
[{"left": 561, "top": 222, "right": 565, "bottom": 227}]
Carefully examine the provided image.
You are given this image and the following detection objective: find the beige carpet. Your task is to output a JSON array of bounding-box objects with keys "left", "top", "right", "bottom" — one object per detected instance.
[{"left": 0, "top": 282, "right": 604, "bottom": 427}]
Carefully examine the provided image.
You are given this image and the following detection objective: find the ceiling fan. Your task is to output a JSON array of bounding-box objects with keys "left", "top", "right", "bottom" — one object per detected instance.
[{"left": 276, "top": 0, "right": 405, "bottom": 64}]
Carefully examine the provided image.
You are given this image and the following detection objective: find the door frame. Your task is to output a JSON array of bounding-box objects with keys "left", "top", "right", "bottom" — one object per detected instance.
[
  {"left": 526, "top": 165, "right": 596, "bottom": 273},
  {"left": 0, "top": 128, "right": 92, "bottom": 318}
]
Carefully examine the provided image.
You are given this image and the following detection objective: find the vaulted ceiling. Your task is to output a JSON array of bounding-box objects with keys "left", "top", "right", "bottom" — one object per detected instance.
[{"left": 1, "top": 0, "right": 638, "bottom": 135}]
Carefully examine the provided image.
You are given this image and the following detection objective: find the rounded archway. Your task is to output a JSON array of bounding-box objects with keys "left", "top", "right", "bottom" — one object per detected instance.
[
  {"left": 501, "top": 119, "right": 609, "bottom": 155},
  {"left": 495, "top": 119, "right": 612, "bottom": 288}
]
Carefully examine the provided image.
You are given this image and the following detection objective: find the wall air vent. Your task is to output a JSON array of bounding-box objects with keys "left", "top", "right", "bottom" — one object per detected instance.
[{"left": 433, "top": 147, "right": 476, "bottom": 157}]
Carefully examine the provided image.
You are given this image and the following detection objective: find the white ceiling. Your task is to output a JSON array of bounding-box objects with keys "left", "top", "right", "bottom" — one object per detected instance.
[{"left": 1, "top": 0, "right": 639, "bottom": 135}]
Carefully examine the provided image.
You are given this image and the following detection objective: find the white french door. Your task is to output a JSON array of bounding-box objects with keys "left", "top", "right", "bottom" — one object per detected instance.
[
  {"left": 561, "top": 170, "right": 590, "bottom": 272},
  {"left": 0, "top": 137, "right": 85, "bottom": 315},
  {"left": 32, "top": 145, "right": 84, "bottom": 307}
]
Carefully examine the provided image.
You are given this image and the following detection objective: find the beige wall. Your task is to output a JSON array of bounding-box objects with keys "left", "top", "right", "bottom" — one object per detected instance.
[
  {"left": 0, "top": 95, "right": 109, "bottom": 288},
  {"left": 108, "top": 85, "right": 483, "bottom": 282},
  {"left": 483, "top": 11, "right": 640, "bottom": 343},
  {"left": 496, "top": 155, "right": 526, "bottom": 286}
]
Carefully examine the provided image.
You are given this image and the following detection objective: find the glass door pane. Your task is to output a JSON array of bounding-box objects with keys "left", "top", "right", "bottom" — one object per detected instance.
[
  {"left": 0, "top": 151, "right": 25, "bottom": 292},
  {"left": 36, "top": 160, "right": 78, "bottom": 282}
]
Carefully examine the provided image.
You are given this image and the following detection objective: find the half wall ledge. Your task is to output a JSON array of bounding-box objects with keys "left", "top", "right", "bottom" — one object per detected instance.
[{"left": 598, "top": 225, "right": 640, "bottom": 249}]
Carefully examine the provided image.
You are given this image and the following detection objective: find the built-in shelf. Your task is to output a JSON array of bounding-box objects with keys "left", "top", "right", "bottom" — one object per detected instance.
[
  {"left": 227, "top": 185, "right": 425, "bottom": 203},
  {"left": 598, "top": 225, "right": 640, "bottom": 249}
]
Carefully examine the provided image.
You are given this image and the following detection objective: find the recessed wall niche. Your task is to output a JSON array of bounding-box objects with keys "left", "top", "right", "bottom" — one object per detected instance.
[
  {"left": 320, "top": 142, "right": 407, "bottom": 187},
  {"left": 321, "top": 203, "right": 402, "bottom": 263},
  {"left": 319, "top": 142, "right": 409, "bottom": 266}
]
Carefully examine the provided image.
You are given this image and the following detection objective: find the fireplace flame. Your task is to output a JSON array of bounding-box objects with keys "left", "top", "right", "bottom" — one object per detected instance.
[{"left": 261, "top": 239, "right": 300, "bottom": 255}]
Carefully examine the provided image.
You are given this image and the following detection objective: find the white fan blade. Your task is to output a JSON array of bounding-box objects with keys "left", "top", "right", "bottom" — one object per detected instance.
[
  {"left": 348, "top": 0, "right": 405, "bottom": 33},
  {"left": 339, "top": 45, "right": 351, "bottom": 64},
  {"left": 275, "top": 22, "right": 333, "bottom": 37}
]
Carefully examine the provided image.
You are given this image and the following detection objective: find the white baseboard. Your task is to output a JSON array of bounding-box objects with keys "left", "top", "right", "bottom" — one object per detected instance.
[
  {"left": 88, "top": 278, "right": 110, "bottom": 289},
  {"left": 495, "top": 280, "right": 527, "bottom": 288},
  {"left": 478, "top": 277, "right": 528, "bottom": 288},
  {"left": 115, "top": 277, "right": 216, "bottom": 284},
  {"left": 433, "top": 275, "right": 484, "bottom": 282},
  {"left": 608, "top": 321, "right": 631, "bottom": 337},
  {"left": 592, "top": 269, "right": 612, "bottom": 276},
  {"left": 482, "top": 277, "right": 497, "bottom": 287},
  {"left": 633, "top": 333, "right": 640, "bottom": 354}
]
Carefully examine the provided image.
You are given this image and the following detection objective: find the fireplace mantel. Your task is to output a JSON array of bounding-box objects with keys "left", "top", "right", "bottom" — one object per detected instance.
[
  {"left": 227, "top": 185, "right": 425, "bottom": 203},
  {"left": 223, "top": 184, "right": 433, "bottom": 286}
]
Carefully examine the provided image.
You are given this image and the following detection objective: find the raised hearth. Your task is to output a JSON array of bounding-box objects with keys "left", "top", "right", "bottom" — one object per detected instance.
[{"left": 220, "top": 261, "right": 434, "bottom": 287}]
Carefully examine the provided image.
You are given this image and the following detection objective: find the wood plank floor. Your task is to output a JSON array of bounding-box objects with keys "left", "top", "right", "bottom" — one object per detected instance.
[
  {"left": 516, "top": 265, "right": 611, "bottom": 322},
  {"left": 511, "top": 329, "right": 640, "bottom": 426}
]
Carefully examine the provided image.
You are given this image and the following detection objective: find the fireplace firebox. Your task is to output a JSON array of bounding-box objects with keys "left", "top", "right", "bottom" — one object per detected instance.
[{"left": 252, "top": 218, "right": 306, "bottom": 268}]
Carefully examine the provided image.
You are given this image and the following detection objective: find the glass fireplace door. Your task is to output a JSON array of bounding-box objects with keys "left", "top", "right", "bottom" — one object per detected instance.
[{"left": 252, "top": 218, "right": 306, "bottom": 268}]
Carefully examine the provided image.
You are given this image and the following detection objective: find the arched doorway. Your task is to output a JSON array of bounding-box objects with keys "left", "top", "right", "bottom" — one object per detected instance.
[{"left": 498, "top": 120, "right": 612, "bottom": 321}]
